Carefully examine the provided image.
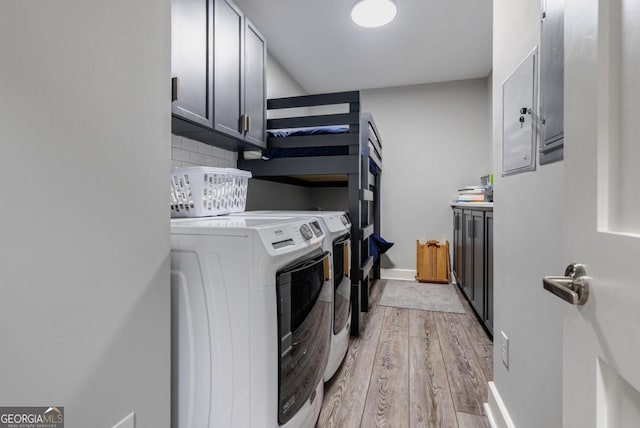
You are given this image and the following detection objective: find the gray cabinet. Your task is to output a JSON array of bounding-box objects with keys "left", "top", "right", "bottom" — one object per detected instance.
[
  {"left": 171, "top": 0, "right": 213, "bottom": 128},
  {"left": 462, "top": 211, "right": 474, "bottom": 298},
  {"left": 452, "top": 208, "right": 464, "bottom": 285},
  {"left": 243, "top": 19, "right": 267, "bottom": 147},
  {"left": 171, "top": 0, "right": 266, "bottom": 151},
  {"left": 485, "top": 211, "right": 494, "bottom": 333},
  {"left": 452, "top": 206, "right": 493, "bottom": 335},
  {"left": 213, "top": 0, "right": 244, "bottom": 140},
  {"left": 471, "top": 210, "right": 485, "bottom": 317}
]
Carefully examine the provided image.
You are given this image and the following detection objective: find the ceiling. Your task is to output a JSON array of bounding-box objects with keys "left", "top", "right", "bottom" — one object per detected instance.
[{"left": 233, "top": 0, "right": 493, "bottom": 93}]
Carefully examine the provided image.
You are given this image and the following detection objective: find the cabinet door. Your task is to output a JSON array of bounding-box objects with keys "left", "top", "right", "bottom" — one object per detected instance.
[
  {"left": 462, "top": 211, "right": 474, "bottom": 300},
  {"left": 243, "top": 19, "right": 266, "bottom": 148},
  {"left": 539, "top": 0, "right": 564, "bottom": 164},
  {"left": 453, "top": 209, "right": 464, "bottom": 283},
  {"left": 214, "top": 0, "right": 244, "bottom": 140},
  {"left": 171, "top": 0, "right": 214, "bottom": 128},
  {"left": 471, "top": 211, "right": 485, "bottom": 318},
  {"left": 485, "top": 212, "right": 494, "bottom": 334}
]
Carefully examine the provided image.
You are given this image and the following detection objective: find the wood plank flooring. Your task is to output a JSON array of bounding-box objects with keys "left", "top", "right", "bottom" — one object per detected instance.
[
  {"left": 361, "top": 308, "right": 409, "bottom": 427},
  {"left": 317, "top": 280, "right": 492, "bottom": 428}
]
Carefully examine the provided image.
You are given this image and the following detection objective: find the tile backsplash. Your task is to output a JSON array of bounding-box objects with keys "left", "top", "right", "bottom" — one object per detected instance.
[{"left": 171, "top": 134, "right": 237, "bottom": 169}]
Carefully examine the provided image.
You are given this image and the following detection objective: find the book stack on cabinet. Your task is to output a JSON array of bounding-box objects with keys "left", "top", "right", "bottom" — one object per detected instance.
[{"left": 454, "top": 186, "right": 486, "bottom": 203}]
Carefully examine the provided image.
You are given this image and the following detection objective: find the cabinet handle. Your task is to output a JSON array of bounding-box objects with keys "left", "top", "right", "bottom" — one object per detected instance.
[
  {"left": 467, "top": 218, "right": 475, "bottom": 239},
  {"left": 171, "top": 77, "right": 178, "bottom": 102},
  {"left": 240, "top": 114, "right": 250, "bottom": 133},
  {"left": 246, "top": 115, "right": 251, "bottom": 133}
]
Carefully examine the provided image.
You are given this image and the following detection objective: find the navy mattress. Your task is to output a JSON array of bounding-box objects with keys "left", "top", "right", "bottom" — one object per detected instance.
[
  {"left": 263, "top": 125, "right": 379, "bottom": 173},
  {"left": 264, "top": 125, "right": 348, "bottom": 159}
]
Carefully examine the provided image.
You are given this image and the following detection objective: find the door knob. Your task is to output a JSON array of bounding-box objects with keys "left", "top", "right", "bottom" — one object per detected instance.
[{"left": 543, "top": 263, "right": 590, "bottom": 305}]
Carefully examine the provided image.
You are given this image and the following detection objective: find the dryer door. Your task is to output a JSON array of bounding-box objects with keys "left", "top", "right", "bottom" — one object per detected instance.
[{"left": 332, "top": 233, "right": 351, "bottom": 334}]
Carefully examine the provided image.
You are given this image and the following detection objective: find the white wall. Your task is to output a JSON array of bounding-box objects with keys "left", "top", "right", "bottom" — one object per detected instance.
[
  {"left": 0, "top": 1, "right": 171, "bottom": 427},
  {"left": 361, "top": 79, "right": 492, "bottom": 270},
  {"left": 266, "top": 52, "right": 307, "bottom": 99},
  {"left": 244, "top": 52, "right": 313, "bottom": 210},
  {"left": 491, "top": 1, "right": 565, "bottom": 426}
]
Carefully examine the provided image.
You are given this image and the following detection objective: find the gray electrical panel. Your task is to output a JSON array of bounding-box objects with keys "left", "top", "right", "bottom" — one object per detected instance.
[
  {"left": 539, "top": 0, "right": 564, "bottom": 164},
  {"left": 502, "top": 49, "right": 537, "bottom": 176}
]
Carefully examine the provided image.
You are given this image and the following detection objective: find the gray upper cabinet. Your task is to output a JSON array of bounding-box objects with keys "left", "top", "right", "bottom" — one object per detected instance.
[
  {"left": 171, "top": 0, "right": 213, "bottom": 128},
  {"left": 171, "top": 0, "right": 266, "bottom": 150},
  {"left": 213, "top": 0, "right": 244, "bottom": 140},
  {"left": 243, "top": 20, "right": 266, "bottom": 147}
]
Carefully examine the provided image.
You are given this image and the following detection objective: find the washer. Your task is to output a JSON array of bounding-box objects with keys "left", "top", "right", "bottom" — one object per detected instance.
[
  {"left": 171, "top": 216, "right": 332, "bottom": 428},
  {"left": 231, "top": 211, "right": 352, "bottom": 381}
]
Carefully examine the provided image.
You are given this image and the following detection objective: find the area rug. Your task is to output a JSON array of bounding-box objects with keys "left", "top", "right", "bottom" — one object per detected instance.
[{"left": 379, "top": 280, "right": 466, "bottom": 314}]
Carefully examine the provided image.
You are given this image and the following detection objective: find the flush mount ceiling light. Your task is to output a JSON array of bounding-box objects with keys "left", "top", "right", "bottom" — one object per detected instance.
[{"left": 351, "top": 0, "right": 397, "bottom": 28}]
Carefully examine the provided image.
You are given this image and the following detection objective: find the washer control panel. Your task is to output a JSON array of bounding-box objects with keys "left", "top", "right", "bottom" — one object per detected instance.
[
  {"left": 309, "top": 221, "right": 324, "bottom": 238},
  {"left": 256, "top": 219, "right": 324, "bottom": 255}
]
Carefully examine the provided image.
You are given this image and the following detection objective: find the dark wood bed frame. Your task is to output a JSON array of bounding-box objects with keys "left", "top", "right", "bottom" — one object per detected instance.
[{"left": 238, "top": 90, "right": 382, "bottom": 336}]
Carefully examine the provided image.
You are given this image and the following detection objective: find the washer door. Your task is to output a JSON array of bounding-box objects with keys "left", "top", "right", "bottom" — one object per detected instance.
[
  {"left": 332, "top": 233, "right": 351, "bottom": 334},
  {"left": 276, "top": 250, "right": 331, "bottom": 425}
]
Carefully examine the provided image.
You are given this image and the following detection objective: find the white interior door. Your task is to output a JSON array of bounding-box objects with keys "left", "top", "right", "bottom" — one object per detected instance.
[{"left": 558, "top": 0, "right": 640, "bottom": 426}]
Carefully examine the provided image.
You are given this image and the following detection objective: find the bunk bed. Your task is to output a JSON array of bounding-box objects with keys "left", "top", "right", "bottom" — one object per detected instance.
[{"left": 238, "top": 91, "right": 383, "bottom": 337}]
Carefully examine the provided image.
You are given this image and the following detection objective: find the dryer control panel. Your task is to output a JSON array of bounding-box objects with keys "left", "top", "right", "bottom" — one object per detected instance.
[{"left": 323, "top": 213, "right": 351, "bottom": 234}]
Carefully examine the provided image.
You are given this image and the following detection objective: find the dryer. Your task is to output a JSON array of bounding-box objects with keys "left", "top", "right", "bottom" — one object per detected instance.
[
  {"left": 231, "top": 211, "right": 351, "bottom": 381},
  {"left": 171, "top": 216, "right": 331, "bottom": 428}
]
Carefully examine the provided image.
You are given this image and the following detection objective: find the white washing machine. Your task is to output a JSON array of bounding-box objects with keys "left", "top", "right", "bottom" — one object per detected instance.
[
  {"left": 171, "top": 216, "right": 332, "bottom": 428},
  {"left": 231, "top": 211, "right": 351, "bottom": 381}
]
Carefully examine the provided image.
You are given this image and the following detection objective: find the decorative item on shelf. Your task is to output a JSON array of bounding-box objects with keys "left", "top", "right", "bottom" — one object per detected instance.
[
  {"left": 481, "top": 174, "right": 494, "bottom": 202},
  {"left": 484, "top": 185, "right": 494, "bottom": 202}
]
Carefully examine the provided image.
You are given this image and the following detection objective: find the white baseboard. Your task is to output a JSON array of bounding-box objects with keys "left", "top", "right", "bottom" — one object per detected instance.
[
  {"left": 486, "top": 382, "right": 516, "bottom": 428},
  {"left": 380, "top": 268, "right": 416, "bottom": 281},
  {"left": 484, "top": 403, "right": 496, "bottom": 428}
]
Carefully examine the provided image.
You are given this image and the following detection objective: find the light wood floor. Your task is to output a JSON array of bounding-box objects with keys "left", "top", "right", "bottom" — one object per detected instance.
[{"left": 317, "top": 280, "right": 493, "bottom": 428}]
